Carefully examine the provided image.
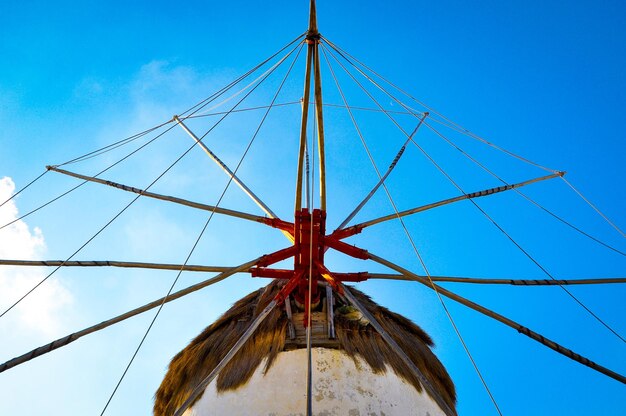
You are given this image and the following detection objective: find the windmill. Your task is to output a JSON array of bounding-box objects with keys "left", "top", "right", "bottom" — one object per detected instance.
[{"left": 0, "top": 1, "right": 624, "bottom": 415}]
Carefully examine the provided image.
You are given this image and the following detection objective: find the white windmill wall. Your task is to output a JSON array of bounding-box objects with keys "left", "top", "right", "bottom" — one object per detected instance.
[{"left": 185, "top": 347, "right": 446, "bottom": 416}]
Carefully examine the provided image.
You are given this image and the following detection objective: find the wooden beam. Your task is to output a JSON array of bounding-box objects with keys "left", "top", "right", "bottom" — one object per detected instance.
[
  {"left": 285, "top": 294, "right": 296, "bottom": 340},
  {"left": 348, "top": 172, "right": 564, "bottom": 232},
  {"left": 308, "top": 0, "right": 318, "bottom": 34},
  {"left": 0, "top": 259, "right": 237, "bottom": 273},
  {"left": 174, "top": 116, "right": 278, "bottom": 220},
  {"left": 313, "top": 43, "right": 327, "bottom": 211},
  {"left": 295, "top": 44, "right": 314, "bottom": 211},
  {"left": 367, "top": 252, "right": 626, "bottom": 384},
  {"left": 173, "top": 295, "right": 280, "bottom": 416},
  {"left": 337, "top": 114, "right": 429, "bottom": 230},
  {"left": 47, "top": 166, "right": 269, "bottom": 225},
  {"left": 341, "top": 284, "right": 457, "bottom": 416},
  {"left": 367, "top": 273, "right": 626, "bottom": 286},
  {"left": 0, "top": 258, "right": 261, "bottom": 374},
  {"left": 326, "top": 284, "right": 335, "bottom": 338}
]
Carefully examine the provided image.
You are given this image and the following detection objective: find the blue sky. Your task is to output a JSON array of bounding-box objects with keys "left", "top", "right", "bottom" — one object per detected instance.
[{"left": 0, "top": 1, "right": 625, "bottom": 415}]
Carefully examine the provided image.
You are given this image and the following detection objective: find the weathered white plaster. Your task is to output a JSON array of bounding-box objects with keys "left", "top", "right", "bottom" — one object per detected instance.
[{"left": 186, "top": 348, "right": 446, "bottom": 416}]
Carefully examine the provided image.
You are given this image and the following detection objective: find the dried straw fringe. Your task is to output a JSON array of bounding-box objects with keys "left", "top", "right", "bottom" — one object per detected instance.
[{"left": 154, "top": 280, "right": 456, "bottom": 415}]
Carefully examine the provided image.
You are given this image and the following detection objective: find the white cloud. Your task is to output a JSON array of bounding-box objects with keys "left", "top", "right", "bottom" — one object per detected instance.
[{"left": 0, "top": 177, "right": 73, "bottom": 337}]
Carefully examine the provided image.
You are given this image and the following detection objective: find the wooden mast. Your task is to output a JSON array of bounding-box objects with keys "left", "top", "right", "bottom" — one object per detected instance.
[
  {"left": 295, "top": 0, "right": 326, "bottom": 211},
  {"left": 310, "top": 0, "right": 327, "bottom": 211},
  {"left": 294, "top": 4, "right": 314, "bottom": 211}
]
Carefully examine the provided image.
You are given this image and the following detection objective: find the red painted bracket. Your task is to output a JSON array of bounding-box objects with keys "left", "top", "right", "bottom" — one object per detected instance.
[
  {"left": 251, "top": 268, "right": 293, "bottom": 279},
  {"left": 273, "top": 270, "right": 306, "bottom": 305},
  {"left": 262, "top": 217, "right": 295, "bottom": 235},
  {"left": 332, "top": 271, "right": 369, "bottom": 282},
  {"left": 253, "top": 208, "right": 372, "bottom": 326},
  {"left": 252, "top": 268, "right": 369, "bottom": 283},
  {"left": 328, "top": 225, "right": 363, "bottom": 241},
  {"left": 313, "top": 260, "right": 342, "bottom": 294},
  {"left": 324, "top": 237, "right": 369, "bottom": 260},
  {"left": 257, "top": 246, "right": 297, "bottom": 268}
]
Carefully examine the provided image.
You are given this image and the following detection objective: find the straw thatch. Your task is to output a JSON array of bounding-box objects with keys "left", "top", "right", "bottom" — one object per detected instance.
[{"left": 154, "top": 280, "right": 456, "bottom": 415}]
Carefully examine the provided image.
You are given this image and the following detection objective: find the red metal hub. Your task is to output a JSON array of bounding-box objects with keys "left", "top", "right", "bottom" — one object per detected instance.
[
  {"left": 293, "top": 208, "right": 325, "bottom": 304},
  {"left": 251, "top": 208, "right": 370, "bottom": 326}
]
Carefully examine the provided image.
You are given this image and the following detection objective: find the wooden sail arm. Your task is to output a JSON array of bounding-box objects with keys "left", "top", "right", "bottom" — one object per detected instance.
[
  {"left": 313, "top": 38, "right": 327, "bottom": 211},
  {"left": 0, "top": 258, "right": 261, "bottom": 374},
  {"left": 294, "top": 48, "right": 314, "bottom": 211},
  {"left": 0, "top": 259, "right": 244, "bottom": 273},
  {"left": 367, "top": 252, "right": 626, "bottom": 384},
  {"left": 174, "top": 116, "right": 277, "bottom": 218},
  {"left": 367, "top": 273, "right": 626, "bottom": 285},
  {"left": 340, "top": 284, "right": 457, "bottom": 416},
  {"left": 173, "top": 294, "right": 282, "bottom": 416},
  {"left": 46, "top": 166, "right": 294, "bottom": 238},
  {"left": 248, "top": 269, "right": 626, "bottom": 286},
  {"left": 295, "top": 0, "right": 326, "bottom": 213},
  {"left": 307, "top": 0, "right": 318, "bottom": 35},
  {"left": 336, "top": 113, "right": 429, "bottom": 231},
  {"left": 2, "top": 260, "right": 622, "bottom": 285},
  {"left": 173, "top": 268, "right": 310, "bottom": 416},
  {"left": 331, "top": 171, "right": 564, "bottom": 240},
  {"left": 294, "top": 0, "right": 317, "bottom": 212}
]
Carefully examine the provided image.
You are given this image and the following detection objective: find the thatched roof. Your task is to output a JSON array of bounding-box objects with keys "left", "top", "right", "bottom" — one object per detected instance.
[{"left": 154, "top": 280, "right": 456, "bottom": 415}]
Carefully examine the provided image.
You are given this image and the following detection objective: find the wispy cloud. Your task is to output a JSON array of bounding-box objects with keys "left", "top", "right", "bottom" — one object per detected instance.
[
  {"left": 0, "top": 177, "right": 73, "bottom": 337},
  {"left": 72, "top": 77, "right": 105, "bottom": 100},
  {"left": 129, "top": 59, "right": 227, "bottom": 124}
]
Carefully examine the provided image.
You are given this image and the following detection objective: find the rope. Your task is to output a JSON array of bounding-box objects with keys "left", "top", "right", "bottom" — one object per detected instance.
[
  {"left": 322, "top": 42, "right": 504, "bottom": 415},
  {"left": 0, "top": 259, "right": 260, "bottom": 374},
  {"left": 561, "top": 176, "right": 626, "bottom": 238},
  {"left": 324, "top": 41, "right": 625, "bottom": 344},
  {"left": 321, "top": 36, "right": 557, "bottom": 174},
  {"left": 419, "top": 120, "right": 626, "bottom": 257},
  {"left": 58, "top": 121, "right": 172, "bottom": 167},
  {"left": 420, "top": 122, "right": 626, "bottom": 342},
  {"left": 319, "top": 45, "right": 392, "bottom": 223},
  {"left": 76, "top": 32, "right": 304, "bottom": 166},
  {"left": 468, "top": 196, "right": 626, "bottom": 343},
  {"left": 188, "top": 59, "right": 297, "bottom": 119},
  {"left": 59, "top": 33, "right": 304, "bottom": 167},
  {"left": 320, "top": 101, "right": 419, "bottom": 115},
  {"left": 516, "top": 191, "right": 626, "bottom": 257},
  {"left": 0, "top": 118, "right": 182, "bottom": 233},
  {"left": 0, "top": 35, "right": 306, "bottom": 232},
  {"left": 321, "top": 45, "right": 426, "bottom": 230},
  {"left": 341, "top": 285, "right": 457, "bottom": 416},
  {"left": 177, "top": 32, "right": 305, "bottom": 119},
  {"left": 173, "top": 297, "right": 281, "bottom": 416},
  {"left": 162, "top": 32, "right": 304, "bottom": 121},
  {"left": 320, "top": 101, "right": 519, "bottom": 139},
  {"left": 100, "top": 42, "right": 304, "bottom": 415},
  {"left": 369, "top": 253, "right": 626, "bottom": 384},
  {"left": 1, "top": 41, "right": 301, "bottom": 321},
  {"left": 338, "top": 114, "right": 426, "bottom": 230},
  {"left": 185, "top": 101, "right": 301, "bottom": 119},
  {"left": 0, "top": 170, "right": 49, "bottom": 209}
]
